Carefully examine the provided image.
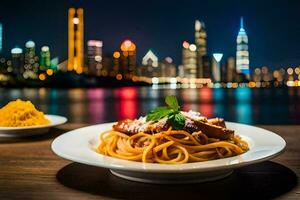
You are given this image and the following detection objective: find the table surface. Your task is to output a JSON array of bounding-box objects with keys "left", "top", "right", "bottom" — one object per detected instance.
[{"left": 0, "top": 124, "right": 299, "bottom": 200}]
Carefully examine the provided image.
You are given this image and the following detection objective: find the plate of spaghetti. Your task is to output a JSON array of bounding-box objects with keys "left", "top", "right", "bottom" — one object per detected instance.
[{"left": 52, "top": 96, "right": 286, "bottom": 184}]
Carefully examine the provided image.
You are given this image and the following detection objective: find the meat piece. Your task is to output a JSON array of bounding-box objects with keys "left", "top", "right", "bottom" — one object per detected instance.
[
  {"left": 191, "top": 120, "right": 233, "bottom": 140},
  {"left": 113, "top": 113, "right": 234, "bottom": 140},
  {"left": 113, "top": 119, "right": 151, "bottom": 134},
  {"left": 112, "top": 117, "right": 168, "bottom": 135},
  {"left": 207, "top": 118, "right": 226, "bottom": 128},
  {"left": 183, "top": 118, "right": 233, "bottom": 140}
]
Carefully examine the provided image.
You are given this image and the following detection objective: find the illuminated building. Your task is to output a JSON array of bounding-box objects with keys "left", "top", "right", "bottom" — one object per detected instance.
[
  {"left": 0, "top": 57, "right": 6, "bottom": 73},
  {"left": 182, "top": 41, "right": 197, "bottom": 78},
  {"left": 178, "top": 65, "right": 184, "bottom": 77},
  {"left": 141, "top": 49, "right": 158, "bottom": 77},
  {"left": 0, "top": 23, "right": 2, "bottom": 54},
  {"left": 0, "top": 24, "right": 5, "bottom": 75},
  {"left": 195, "top": 20, "right": 207, "bottom": 77},
  {"left": 202, "top": 55, "right": 212, "bottom": 78},
  {"left": 68, "top": 8, "right": 84, "bottom": 74},
  {"left": 40, "top": 46, "right": 51, "bottom": 71},
  {"left": 182, "top": 41, "right": 190, "bottom": 74},
  {"left": 24, "top": 40, "right": 39, "bottom": 79},
  {"left": 160, "top": 57, "right": 176, "bottom": 77},
  {"left": 212, "top": 53, "right": 223, "bottom": 82},
  {"left": 142, "top": 50, "right": 158, "bottom": 68},
  {"left": 101, "top": 56, "right": 113, "bottom": 77},
  {"left": 50, "top": 57, "right": 59, "bottom": 71},
  {"left": 195, "top": 20, "right": 207, "bottom": 56},
  {"left": 25, "top": 41, "right": 35, "bottom": 58},
  {"left": 87, "top": 40, "right": 103, "bottom": 76},
  {"left": 112, "top": 51, "right": 120, "bottom": 76},
  {"left": 252, "top": 67, "right": 262, "bottom": 82},
  {"left": 11, "top": 47, "right": 24, "bottom": 80},
  {"left": 261, "top": 66, "right": 272, "bottom": 82},
  {"left": 225, "top": 57, "right": 236, "bottom": 82},
  {"left": 236, "top": 17, "right": 250, "bottom": 79},
  {"left": 120, "top": 39, "right": 136, "bottom": 78}
]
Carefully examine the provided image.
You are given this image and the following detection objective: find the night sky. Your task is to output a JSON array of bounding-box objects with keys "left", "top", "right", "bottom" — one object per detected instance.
[{"left": 0, "top": 0, "right": 300, "bottom": 69}]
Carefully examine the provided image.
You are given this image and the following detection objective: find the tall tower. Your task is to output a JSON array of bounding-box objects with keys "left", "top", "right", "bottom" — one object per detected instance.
[
  {"left": 236, "top": 17, "right": 250, "bottom": 79},
  {"left": 40, "top": 46, "right": 51, "bottom": 71},
  {"left": 11, "top": 47, "right": 24, "bottom": 80},
  {"left": 120, "top": 39, "right": 136, "bottom": 78},
  {"left": 160, "top": 57, "right": 176, "bottom": 77},
  {"left": 24, "top": 40, "right": 39, "bottom": 79},
  {"left": 212, "top": 53, "right": 223, "bottom": 82},
  {"left": 142, "top": 50, "right": 158, "bottom": 67},
  {"left": 87, "top": 40, "right": 103, "bottom": 76},
  {"left": 195, "top": 20, "right": 207, "bottom": 57},
  {"left": 195, "top": 20, "right": 207, "bottom": 78},
  {"left": 112, "top": 51, "right": 120, "bottom": 76},
  {"left": 142, "top": 49, "right": 158, "bottom": 77},
  {"left": 0, "top": 23, "right": 2, "bottom": 54},
  {"left": 68, "top": 8, "right": 84, "bottom": 74},
  {"left": 226, "top": 57, "right": 236, "bottom": 82},
  {"left": 182, "top": 41, "right": 197, "bottom": 78}
]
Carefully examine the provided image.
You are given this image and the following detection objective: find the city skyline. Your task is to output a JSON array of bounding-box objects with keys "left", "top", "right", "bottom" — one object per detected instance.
[
  {"left": 1, "top": 0, "right": 300, "bottom": 69},
  {"left": 1, "top": 5, "right": 299, "bottom": 88}
]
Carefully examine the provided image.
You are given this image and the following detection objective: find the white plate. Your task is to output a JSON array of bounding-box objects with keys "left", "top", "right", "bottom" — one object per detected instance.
[
  {"left": 51, "top": 122, "right": 286, "bottom": 184},
  {"left": 0, "top": 115, "right": 67, "bottom": 137}
]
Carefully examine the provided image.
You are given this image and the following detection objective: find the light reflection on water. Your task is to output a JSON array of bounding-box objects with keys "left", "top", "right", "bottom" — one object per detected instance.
[
  {"left": 236, "top": 87, "right": 252, "bottom": 124},
  {"left": 0, "top": 87, "right": 300, "bottom": 125}
]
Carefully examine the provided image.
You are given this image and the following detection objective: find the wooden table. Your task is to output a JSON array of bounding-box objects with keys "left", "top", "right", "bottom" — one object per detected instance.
[{"left": 0, "top": 124, "right": 299, "bottom": 200}]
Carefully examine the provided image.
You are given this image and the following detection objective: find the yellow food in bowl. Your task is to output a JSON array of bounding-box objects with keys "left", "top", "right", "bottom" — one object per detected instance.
[{"left": 0, "top": 99, "right": 50, "bottom": 127}]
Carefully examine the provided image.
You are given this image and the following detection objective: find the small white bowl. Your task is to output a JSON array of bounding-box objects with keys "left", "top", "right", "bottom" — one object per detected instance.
[{"left": 0, "top": 115, "right": 67, "bottom": 137}]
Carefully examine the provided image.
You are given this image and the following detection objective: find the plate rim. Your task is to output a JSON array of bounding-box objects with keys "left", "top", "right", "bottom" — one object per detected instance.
[
  {"left": 51, "top": 121, "right": 286, "bottom": 173},
  {"left": 0, "top": 114, "right": 67, "bottom": 130}
]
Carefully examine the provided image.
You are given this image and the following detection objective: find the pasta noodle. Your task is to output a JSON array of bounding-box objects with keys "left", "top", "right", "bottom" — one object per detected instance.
[{"left": 97, "top": 127, "right": 249, "bottom": 164}]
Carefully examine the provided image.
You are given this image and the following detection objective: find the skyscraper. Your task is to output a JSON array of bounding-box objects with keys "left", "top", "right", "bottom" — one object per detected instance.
[
  {"left": 68, "top": 8, "right": 84, "bottom": 74},
  {"left": 40, "top": 46, "right": 51, "bottom": 71},
  {"left": 120, "top": 40, "right": 136, "bottom": 78},
  {"left": 195, "top": 20, "right": 207, "bottom": 57},
  {"left": 25, "top": 41, "right": 35, "bottom": 59},
  {"left": 0, "top": 23, "right": 2, "bottom": 54},
  {"left": 0, "top": 57, "right": 6, "bottom": 74},
  {"left": 24, "top": 40, "right": 39, "bottom": 79},
  {"left": 141, "top": 49, "right": 159, "bottom": 77},
  {"left": 182, "top": 41, "right": 197, "bottom": 78},
  {"left": 142, "top": 50, "right": 158, "bottom": 67},
  {"left": 160, "top": 57, "right": 177, "bottom": 77},
  {"left": 236, "top": 17, "right": 250, "bottom": 79},
  {"left": 87, "top": 40, "right": 103, "bottom": 76},
  {"left": 212, "top": 53, "right": 223, "bottom": 82},
  {"left": 11, "top": 47, "right": 24, "bottom": 80},
  {"left": 202, "top": 55, "right": 212, "bottom": 78},
  {"left": 226, "top": 57, "right": 236, "bottom": 82},
  {"left": 195, "top": 20, "right": 207, "bottom": 78},
  {"left": 112, "top": 51, "right": 120, "bottom": 76}
]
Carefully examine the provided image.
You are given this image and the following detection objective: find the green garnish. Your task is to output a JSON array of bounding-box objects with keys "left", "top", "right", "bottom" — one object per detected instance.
[
  {"left": 146, "top": 96, "right": 186, "bottom": 130},
  {"left": 168, "top": 112, "right": 186, "bottom": 130},
  {"left": 165, "top": 95, "right": 180, "bottom": 111},
  {"left": 146, "top": 107, "right": 174, "bottom": 122}
]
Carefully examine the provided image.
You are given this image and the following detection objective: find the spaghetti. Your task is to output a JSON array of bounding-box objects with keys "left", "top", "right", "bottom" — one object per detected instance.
[{"left": 97, "top": 127, "right": 249, "bottom": 164}]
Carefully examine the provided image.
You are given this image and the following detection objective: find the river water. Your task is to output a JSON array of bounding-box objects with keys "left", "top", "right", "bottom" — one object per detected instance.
[{"left": 1, "top": 87, "right": 299, "bottom": 125}]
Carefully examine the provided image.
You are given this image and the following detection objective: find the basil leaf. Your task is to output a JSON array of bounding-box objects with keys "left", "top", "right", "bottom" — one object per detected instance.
[
  {"left": 146, "top": 107, "right": 173, "bottom": 122},
  {"left": 168, "top": 112, "right": 186, "bottom": 130},
  {"left": 165, "top": 95, "right": 179, "bottom": 111}
]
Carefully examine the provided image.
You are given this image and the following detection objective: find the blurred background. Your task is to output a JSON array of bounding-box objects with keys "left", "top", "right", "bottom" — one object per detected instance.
[{"left": 0, "top": 0, "right": 299, "bottom": 125}]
